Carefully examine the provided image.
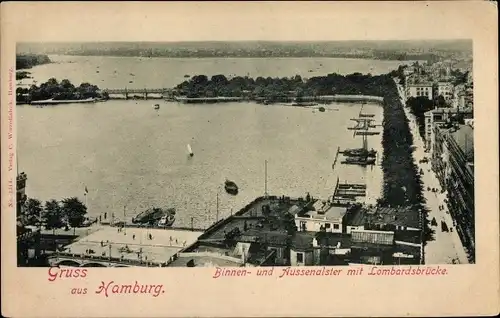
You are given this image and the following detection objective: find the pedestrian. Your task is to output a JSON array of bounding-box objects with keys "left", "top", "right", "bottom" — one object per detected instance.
[
  {"left": 99, "top": 215, "right": 102, "bottom": 223},
  {"left": 104, "top": 212, "right": 107, "bottom": 219},
  {"left": 132, "top": 234, "right": 135, "bottom": 240}
]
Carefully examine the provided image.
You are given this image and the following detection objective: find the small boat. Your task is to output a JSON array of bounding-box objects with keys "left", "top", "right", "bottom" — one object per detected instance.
[
  {"left": 129, "top": 80, "right": 133, "bottom": 83},
  {"left": 187, "top": 144, "right": 194, "bottom": 157},
  {"left": 184, "top": 74, "right": 190, "bottom": 78},
  {"left": 318, "top": 106, "right": 326, "bottom": 112},
  {"left": 130, "top": 73, "right": 135, "bottom": 76},
  {"left": 224, "top": 179, "right": 239, "bottom": 195},
  {"left": 153, "top": 104, "right": 160, "bottom": 110},
  {"left": 96, "top": 70, "right": 100, "bottom": 73}
]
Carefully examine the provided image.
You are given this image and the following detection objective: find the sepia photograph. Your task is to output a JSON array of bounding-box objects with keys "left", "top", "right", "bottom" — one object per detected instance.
[
  {"left": 2, "top": 2, "right": 498, "bottom": 317},
  {"left": 15, "top": 39, "right": 474, "bottom": 268}
]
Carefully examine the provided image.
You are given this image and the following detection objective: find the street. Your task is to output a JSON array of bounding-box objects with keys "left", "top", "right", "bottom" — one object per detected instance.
[{"left": 395, "top": 80, "right": 469, "bottom": 264}]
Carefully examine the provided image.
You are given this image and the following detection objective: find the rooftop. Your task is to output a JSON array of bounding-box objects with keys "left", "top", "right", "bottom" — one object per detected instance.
[
  {"left": 424, "top": 107, "right": 473, "bottom": 116},
  {"left": 199, "top": 197, "right": 308, "bottom": 242},
  {"left": 345, "top": 206, "right": 421, "bottom": 230},
  {"left": 300, "top": 204, "right": 348, "bottom": 222},
  {"left": 407, "top": 82, "right": 433, "bottom": 87}
]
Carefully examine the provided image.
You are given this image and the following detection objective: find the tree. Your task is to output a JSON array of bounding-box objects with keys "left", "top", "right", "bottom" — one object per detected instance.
[
  {"left": 436, "top": 95, "right": 447, "bottom": 108},
  {"left": 24, "top": 198, "right": 43, "bottom": 226},
  {"left": 61, "top": 197, "right": 87, "bottom": 229},
  {"left": 43, "top": 199, "right": 64, "bottom": 230}
]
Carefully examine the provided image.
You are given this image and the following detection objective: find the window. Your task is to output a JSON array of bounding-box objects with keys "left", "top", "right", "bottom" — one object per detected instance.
[
  {"left": 325, "top": 223, "right": 331, "bottom": 229},
  {"left": 333, "top": 224, "right": 340, "bottom": 229},
  {"left": 297, "top": 252, "right": 304, "bottom": 263}
]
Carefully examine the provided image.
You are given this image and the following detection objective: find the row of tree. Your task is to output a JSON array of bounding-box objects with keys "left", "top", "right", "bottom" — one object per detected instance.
[
  {"left": 21, "top": 197, "right": 88, "bottom": 230},
  {"left": 175, "top": 72, "right": 395, "bottom": 100},
  {"left": 16, "top": 54, "right": 51, "bottom": 70},
  {"left": 377, "top": 78, "right": 433, "bottom": 243},
  {"left": 16, "top": 78, "right": 108, "bottom": 103}
]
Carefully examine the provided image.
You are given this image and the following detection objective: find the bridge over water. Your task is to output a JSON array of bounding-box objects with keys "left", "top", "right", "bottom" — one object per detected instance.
[
  {"left": 101, "top": 88, "right": 174, "bottom": 100},
  {"left": 48, "top": 253, "right": 164, "bottom": 267}
]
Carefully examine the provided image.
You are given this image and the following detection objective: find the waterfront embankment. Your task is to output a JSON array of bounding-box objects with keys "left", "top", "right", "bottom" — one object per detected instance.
[{"left": 173, "top": 94, "right": 384, "bottom": 104}]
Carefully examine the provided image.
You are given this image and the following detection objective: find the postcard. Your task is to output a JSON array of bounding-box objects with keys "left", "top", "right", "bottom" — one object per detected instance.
[{"left": 1, "top": 1, "right": 499, "bottom": 317}]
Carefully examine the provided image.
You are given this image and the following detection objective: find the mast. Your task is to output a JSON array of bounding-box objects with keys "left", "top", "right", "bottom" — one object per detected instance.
[
  {"left": 264, "top": 160, "right": 268, "bottom": 197},
  {"left": 216, "top": 192, "right": 219, "bottom": 222}
]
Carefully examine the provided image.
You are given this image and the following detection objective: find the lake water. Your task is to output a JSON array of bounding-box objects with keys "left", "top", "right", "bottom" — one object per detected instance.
[{"left": 17, "top": 55, "right": 400, "bottom": 228}]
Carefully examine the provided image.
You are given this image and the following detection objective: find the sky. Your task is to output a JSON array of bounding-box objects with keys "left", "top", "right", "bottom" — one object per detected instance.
[{"left": 2, "top": 2, "right": 495, "bottom": 43}]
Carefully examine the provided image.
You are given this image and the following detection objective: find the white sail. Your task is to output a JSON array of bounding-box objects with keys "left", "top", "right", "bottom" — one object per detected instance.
[{"left": 187, "top": 144, "right": 193, "bottom": 155}]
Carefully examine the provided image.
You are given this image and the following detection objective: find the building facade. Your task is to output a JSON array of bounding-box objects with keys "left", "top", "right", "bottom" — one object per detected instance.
[
  {"left": 431, "top": 123, "right": 475, "bottom": 263},
  {"left": 446, "top": 125, "right": 475, "bottom": 262},
  {"left": 406, "top": 83, "right": 433, "bottom": 100},
  {"left": 424, "top": 108, "right": 473, "bottom": 151},
  {"left": 17, "top": 172, "right": 27, "bottom": 218},
  {"left": 295, "top": 203, "right": 347, "bottom": 234},
  {"left": 436, "top": 82, "right": 454, "bottom": 103}
]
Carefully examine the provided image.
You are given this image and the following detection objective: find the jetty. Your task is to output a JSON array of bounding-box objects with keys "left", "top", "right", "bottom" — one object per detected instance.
[
  {"left": 332, "top": 177, "right": 367, "bottom": 205},
  {"left": 332, "top": 147, "right": 341, "bottom": 171}
]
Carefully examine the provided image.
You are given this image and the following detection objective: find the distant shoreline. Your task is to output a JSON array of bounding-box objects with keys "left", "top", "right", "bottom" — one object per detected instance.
[{"left": 49, "top": 53, "right": 429, "bottom": 62}]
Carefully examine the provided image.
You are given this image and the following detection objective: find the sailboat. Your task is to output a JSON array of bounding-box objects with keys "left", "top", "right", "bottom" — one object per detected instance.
[{"left": 187, "top": 144, "right": 194, "bottom": 157}]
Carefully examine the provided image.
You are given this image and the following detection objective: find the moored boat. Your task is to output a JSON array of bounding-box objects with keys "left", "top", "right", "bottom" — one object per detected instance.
[
  {"left": 153, "top": 104, "right": 160, "bottom": 110},
  {"left": 132, "top": 207, "right": 176, "bottom": 226},
  {"left": 341, "top": 157, "right": 376, "bottom": 166},
  {"left": 225, "top": 179, "right": 239, "bottom": 195}
]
